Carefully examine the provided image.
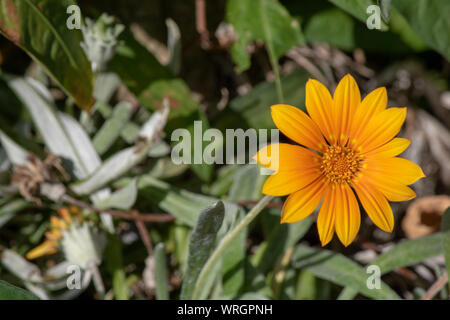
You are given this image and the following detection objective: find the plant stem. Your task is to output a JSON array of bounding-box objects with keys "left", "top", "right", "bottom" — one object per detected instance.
[
  {"left": 191, "top": 195, "right": 274, "bottom": 299},
  {"left": 258, "top": 0, "right": 284, "bottom": 103},
  {"left": 269, "top": 50, "right": 284, "bottom": 104},
  {"left": 90, "top": 262, "right": 105, "bottom": 299}
]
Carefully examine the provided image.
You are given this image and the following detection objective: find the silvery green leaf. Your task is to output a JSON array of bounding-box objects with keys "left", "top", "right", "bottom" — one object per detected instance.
[
  {"left": 148, "top": 140, "right": 171, "bottom": 158},
  {"left": 139, "top": 103, "right": 169, "bottom": 140},
  {"left": 120, "top": 122, "right": 141, "bottom": 143},
  {"left": 71, "top": 146, "right": 147, "bottom": 195},
  {"left": 7, "top": 77, "right": 99, "bottom": 179},
  {"left": 292, "top": 245, "right": 400, "bottom": 300},
  {"left": 71, "top": 106, "right": 169, "bottom": 195},
  {"left": 166, "top": 18, "right": 181, "bottom": 75},
  {"left": 93, "top": 72, "right": 121, "bottom": 103},
  {"left": 0, "top": 199, "right": 29, "bottom": 229},
  {"left": 24, "top": 282, "right": 49, "bottom": 300},
  {"left": 9, "top": 77, "right": 115, "bottom": 230},
  {"left": 131, "top": 175, "right": 238, "bottom": 228},
  {"left": 0, "top": 129, "right": 29, "bottom": 166},
  {"left": 180, "top": 201, "right": 225, "bottom": 300},
  {"left": 154, "top": 243, "right": 169, "bottom": 300},
  {"left": 0, "top": 249, "right": 43, "bottom": 283},
  {"left": 371, "top": 233, "right": 443, "bottom": 275},
  {"left": 97, "top": 179, "right": 137, "bottom": 210},
  {"left": 58, "top": 111, "right": 102, "bottom": 176},
  {"left": 93, "top": 101, "right": 133, "bottom": 155}
]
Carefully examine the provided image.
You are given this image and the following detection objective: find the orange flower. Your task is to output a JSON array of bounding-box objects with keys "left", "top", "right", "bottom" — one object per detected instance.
[{"left": 255, "top": 74, "right": 425, "bottom": 246}]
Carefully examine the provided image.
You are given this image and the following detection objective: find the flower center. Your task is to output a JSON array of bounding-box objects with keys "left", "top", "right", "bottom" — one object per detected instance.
[{"left": 320, "top": 145, "right": 363, "bottom": 184}]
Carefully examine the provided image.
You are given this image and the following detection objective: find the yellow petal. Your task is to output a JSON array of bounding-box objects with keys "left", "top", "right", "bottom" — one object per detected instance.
[
  {"left": 317, "top": 185, "right": 337, "bottom": 246},
  {"left": 45, "top": 230, "right": 62, "bottom": 241},
  {"left": 335, "top": 184, "right": 361, "bottom": 246},
  {"left": 26, "top": 240, "right": 58, "bottom": 260},
  {"left": 353, "top": 181, "right": 394, "bottom": 232},
  {"left": 360, "top": 168, "right": 417, "bottom": 201},
  {"left": 332, "top": 74, "right": 361, "bottom": 145},
  {"left": 271, "top": 104, "right": 327, "bottom": 152},
  {"left": 281, "top": 178, "right": 327, "bottom": 223},
  {"left": 363, "top": 157, "right": 425, "bottom": 185},
  {"left": 305, "top": 79, "right": 336, "bottom": 144},
  {"left": 50, "top": 216, "right": 67, "bottom": 230},
  {"left": 349, "top": 87, "right": 387, "bottom": 142},
  {"left": 254, "top": 143, "right": 320, "bottom": 172},
  {"left": 58, "top": 208, "right": 72, "bottom": 224},
  {"left": 363, "top": 138, "right": 410, "bottom": 159},
  {"left": 263, "top": 167, "right": 321, "bottom": 196},
  {"left": 355, "top": 107, "right": 407, "bottom": 153}
]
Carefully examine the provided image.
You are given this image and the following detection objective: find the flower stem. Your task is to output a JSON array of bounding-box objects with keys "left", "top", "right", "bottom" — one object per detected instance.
[
  {"left": 89, "top": 262, "right": 105, "bottom": 299},
  {"left": 191, "top": 195, "right": 274, "bottom": 299}
]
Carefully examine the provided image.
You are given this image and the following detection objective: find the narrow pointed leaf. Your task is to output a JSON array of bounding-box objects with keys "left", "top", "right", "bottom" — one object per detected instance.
[{"left": 180, "top": 201, "right": 225, "bottom": 299}]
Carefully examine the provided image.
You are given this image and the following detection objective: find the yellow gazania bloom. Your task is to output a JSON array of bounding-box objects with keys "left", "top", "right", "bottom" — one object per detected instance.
[
  {"left": 255, "top": 74, "right": 425, "bottom": 246},
  {"left": 26, "top": 207, "right": 83, "bottom": 260}
]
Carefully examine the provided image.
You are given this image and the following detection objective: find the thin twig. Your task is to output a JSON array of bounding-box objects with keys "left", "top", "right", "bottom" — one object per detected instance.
[
  {"left": 61, "top": 194, "right": 175, "bottom": 223},
  {"left": 132, "top": 210, "right": 153, "bottom": 256},
  {"left": 421, "top": 272, "right": 448, "bottom": 300},
  {"left": 195, "top": 0, "right": 210, "bottom": 49}
]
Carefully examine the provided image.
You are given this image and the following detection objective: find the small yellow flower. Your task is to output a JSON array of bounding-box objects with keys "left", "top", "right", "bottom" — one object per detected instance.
[
  {"left": 26, "top": 207, "right": 82, "bottom": 260},
  {"left": 255, "top": 74, "right": 425, "bottom": 246}
]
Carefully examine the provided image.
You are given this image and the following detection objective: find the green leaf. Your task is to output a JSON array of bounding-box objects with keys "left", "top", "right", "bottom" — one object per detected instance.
[
  {"left": 93, "top": 102, "right": 133, "bottom": 155},
  {"left": 180, "top": 201, "right": 225, "bottom": 300},
  {"left": 305, "top": 8, "right": 356, "bottom": 51},
  {"left": 97, "top": 179, "right": 137, "bottom": 210},
  {"left": 295, "top": 269, "right": 317, "bottom": 300},
  {"left": 388, "top": 8, "right": 427, "bottom": 51},
  {"left": 104, "top": 234, "right": 129, "bottom": 300},
  {"left": 392, "top": 0, "right": 450, "bottom": 60},
  {"left": 371, "top": 233, "right": 443, "bottom": 275},
  {"left": 7, "top": 77, "right": 101, "bottom": 179},
  {"left": 337, "top": 286, "right": 358, "bottom": 300},
  {"left": 93, "top": 72, "right": 121, "bottom": 103},
  {"left": 329, "top": 0, "right": 389, "bottom": 31},
  {"left": 154, "top": 243, "right": 169, "bottom": 300},
  {"left": 0, "top": 280, "right": 38, "bottom": 300},
  {"left": 207, "top": 165, "right": 241, "bottom": 197},
  {"left": 0, "top": 128, "right": 31, "bottom": 166},
  {"left": 378, "top": 0, "right": 392, "bottom": 23},
  {"left": 139, "top": 79, "right": 214, "bottom": 181},
  {"left": 221, "top": 209, "right": 246, "bottom": 297},
  {"left": 292, "top": 245, "right": 400, "bottom": 299},
  {"left": 440, "top": 207, "right": 450, "bottom": 279},
  {"left": 134, "top": 175, "right": 216, "bottom": 227},
  {"left": 229, "top": 165, "right": 265, "bottom": 201},
  {"left": 71, "top": 107, "right": 168, "bottom": 195},
  {"left": 256, "top": 218, "right": 313, "bottom": 274},
  {"left": 0, "top": 199, "right": 30, "bottom": 229},
  {"left": 226, "top": 0, "right": 305, "bottom": 72},
  {"left": 0, "top": 0, "right": 94, "bottom": 111},
  {"left": 139, "top": 79, "right": 199, "bottom": 120},
  {"left": 229, "top": 70, "right": 308, "bottom": 129},
  {"left": 109, "top": 30, "right": 171, "bottom": 96}
]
